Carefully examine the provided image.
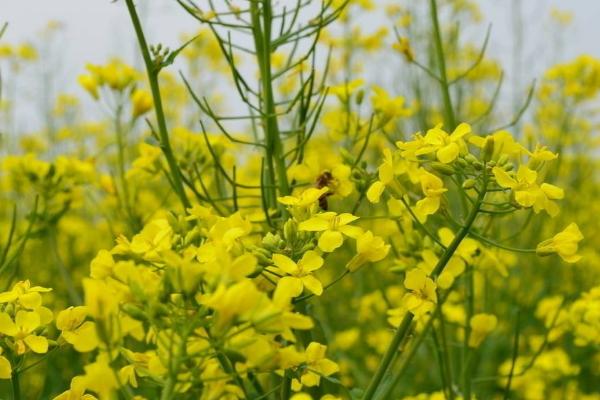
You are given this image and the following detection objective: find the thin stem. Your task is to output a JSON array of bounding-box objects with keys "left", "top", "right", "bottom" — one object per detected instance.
[
  {"left": 124, "top": 0, "right": 191, "bottom": 210},
  {"left": 11, "top": 370, "right": 20, "bottom": 400},
  {"left": 250, "top": 1, "right": 290, "bottom": 209},
  {"left": 430, "top": 0, "right": 456, "bottom": 130}
]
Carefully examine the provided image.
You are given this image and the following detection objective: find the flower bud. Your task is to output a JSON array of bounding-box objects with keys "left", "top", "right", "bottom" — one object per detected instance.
[{"left": 283, "top": 219, "right": 298, "bottom": 243}]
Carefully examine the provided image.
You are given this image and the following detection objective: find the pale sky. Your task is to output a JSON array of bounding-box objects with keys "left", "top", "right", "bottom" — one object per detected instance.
[{"left": 2, "top": 0, "right": 600, "bottom": 130}]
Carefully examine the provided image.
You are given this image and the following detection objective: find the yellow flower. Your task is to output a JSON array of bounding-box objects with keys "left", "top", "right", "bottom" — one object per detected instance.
[
  {"left": 291, "top": 342, "right": 339, "bottom": 390},
  {"left": 272, "top": 251, "right": 324, "bottom": 296},
  {"left": 399, "top": 123, "right": 471, "bottom": 164},
  {"left": 434, "top": 228, "right": 479, "bottom": 289},
  {"left": 346, "top": 230, "right": 390, "bottom": 272},
  {"left": 57, "top": 307, "right": 99, "bottom": 352},
  {"left": 278, "top": 187, "right": 329, "bottom": 208},
  {"left": 0, "top": 310, "right": 49, "bottom": 354},
  {"left": 392, "top": 37, "right": 414, "bottom": 62},
  {"left": 131, "top": 89, "right": 153, "bottom": 118},
  {"left": 403, "top": 269, "right": 437, "bottom": 317},
  {"left": 0, "top": 348, "right": 11, "bottom": 380},
  {"left": 298, "top": 212, "right": 362, "bottom": 252},
  {"left": 53, "top": 376, "right": 98, "bottom": 400},
  {"left": 328, "top": 79, "right": 364, "bottom": 102},
  {"left": 468, "top": 313, "right": 498, "bottom": 347},
  {"left": 537, "top": 223, "right": 584, "bottom": 263},
  {"left": 367, "top": 149, "right": 395, "bottom": 203},
  {"left": 0, "top": 280, "right": 52, "bottom": 310},
  {"left": 78, "top": 74, "right": 99, "bottom": 100},
  {"left": 493, "top": 165, "right": 564, "bottom": 216},
  {"left": 414, "top": 169, "right": 447, "bottom": 222}
]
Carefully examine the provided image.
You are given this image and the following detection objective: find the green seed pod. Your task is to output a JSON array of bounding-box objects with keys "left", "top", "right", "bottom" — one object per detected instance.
[
  {"left": 251, "top": 246, "right": 272, "bottom": 264},
  {"left": 465, "top": 154, "right": 479, "bottom": 164},
  {"left": 283, "top": 219, "right": 298, "bottom": 243},
  {"left": 456, "top": 157, "right": 469, "bottom": 168},
  {"left": 122, "top": 304, "right": 147, "bottom": 322},
  {"left": 430, "top": 162, "right": 455, "bottom": 176},
  {"left": 483, "top": 137, "right": 495, "bottom": 162},
  {"left": 462, "top": 178, "right": 477, "bottom": 189},
  {"left": 498, "top": 154, "right": 509, "bottom": 166},
  {"left": 355, "top": 89, "right": 365, "bottom": 105}
]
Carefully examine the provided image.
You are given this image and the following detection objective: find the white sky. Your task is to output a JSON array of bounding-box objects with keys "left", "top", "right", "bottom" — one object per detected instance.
[{"left": 2, "top": 0, "right": 600, "bottom": 130}]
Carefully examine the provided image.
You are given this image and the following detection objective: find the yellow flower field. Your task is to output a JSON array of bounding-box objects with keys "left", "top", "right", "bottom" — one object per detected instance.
[{"left": 0, "top": 1, "right": 598, "bottom": 399}]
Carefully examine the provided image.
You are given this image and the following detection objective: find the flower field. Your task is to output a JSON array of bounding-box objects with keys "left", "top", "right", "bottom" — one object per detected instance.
[{"left": 0, "top": 1, "right": 597, "bottom": 399}]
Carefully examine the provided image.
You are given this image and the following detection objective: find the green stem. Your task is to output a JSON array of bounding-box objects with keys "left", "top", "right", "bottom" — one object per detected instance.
[
  {"left": 361, "top": 312, "right": 414, "bottom": 400},
  {"left": 430, "top": 0, "right": 456, "bottom": 130},
  {"left": 114, "top": 103, "right": 138, "bottom": 231},
  {"left": 463, "top": 266, "right": 475, "bottom": 400},
  {"left": 11, "top": 370, "right": 20, "bottom": 400},
  {"left": 280, "top": 372, "right": 291, "bottom": 400},
  {"left": 124, "top": 0, "right": 191, "bottom": 210},
  {"left": 250, "top": 1, "right": 290, "bottom": 208}
]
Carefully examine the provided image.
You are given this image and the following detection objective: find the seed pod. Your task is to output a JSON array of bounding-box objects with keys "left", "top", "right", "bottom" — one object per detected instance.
[
  {"left": 456, "top": 157, "right": 469, "bottom": 168},
  {"left": 498, "top": 154, "right": 509, "bottom": 166},
  {"left": 283, "top": 219, "right": 298, "bottom": 243},
  {"left": 430, "top": 162, "right": 455, "bottom": 176},
  {"left": 122, "top": 304, "right": 147, "bottom": 322},
  {"left": 462, "top": 178, "right": 477, "bottom": 189},
  {"left": 465, "top": 154, "right": 479, "bottom": 164},
  {"left": 355, "top": 89, "right": 365, "bottom": 105},
  {"left": 483, "top": 137, "right": 495, "bottom": 162}
]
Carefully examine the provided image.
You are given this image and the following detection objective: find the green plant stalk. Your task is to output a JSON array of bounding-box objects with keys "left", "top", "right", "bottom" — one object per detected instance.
[
  {"left": 361, "top": 312, "right": 414, "bottom": 400},
  {"left": 430, "top": 0, "right": 457, "bottom": 130},
  {"left": 362, "top": 176, "right": 487, "bottom": 400},
  {"left": 124, "top": 0, "right": 191, "bottom": 210},
  {"left": 463, "top": 265, "right": 475, "bottom": 400},
  {"left": 114, "top": 103, "right": 137, "bottom": 231},
  {"left": 250, "top": 1, "right": 291, "bottom": 206},
  {"left": 11, "top": 370, "right": 20, "bottom": 400}
]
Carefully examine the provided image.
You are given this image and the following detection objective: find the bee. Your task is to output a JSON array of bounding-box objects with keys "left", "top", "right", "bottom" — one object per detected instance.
[{"left": 315, "top": 171, "right": 334, "bottom": 210}]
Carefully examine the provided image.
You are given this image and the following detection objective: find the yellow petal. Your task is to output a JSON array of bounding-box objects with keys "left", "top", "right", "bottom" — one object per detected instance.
[
  {"left": 273, "top": 254, "right": 299, "bottom": 275},
  {"left": 299, "top": 251, "right": 324, "bottom": 272},
  {"left": 16, "top": 310, "right": 40, "bottom": 333},
  {"left": 318, "top": 230, "right": 344, "bottom": 252},
  {"left": 24, "top": 335, "right": 48, "bottom": 354},
  {"left": 436, "top": 143, "right": 459, "bottom": 164},
  {"left": 298, "top": 217, "right": 330, "bottom": 232},
  {"left": 275, "top": 277, "right": 304, "bottom": 302},
  {"left": 0, "top": 313, "right": 17, "bottom": 336},
  {"left": 366, "top": 181, "right": 386, "bottom": 203},
  {"left": 492, "top": 167, "right": 516, "bottom": 188},
  {"left": 0, "top": 356, "right": 11, "bottom": 379},
  {"left": 301, "top": 275, "right": 323, "bottom": 296}
]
